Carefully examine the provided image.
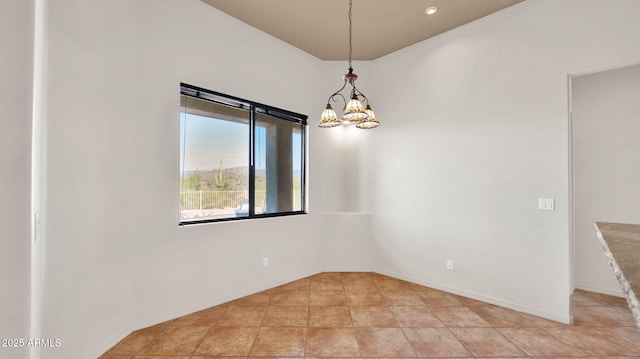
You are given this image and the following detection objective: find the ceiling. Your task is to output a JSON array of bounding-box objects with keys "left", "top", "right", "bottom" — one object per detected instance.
[{"left": 201, "top": 0, "right": 524, "bottom": 61}]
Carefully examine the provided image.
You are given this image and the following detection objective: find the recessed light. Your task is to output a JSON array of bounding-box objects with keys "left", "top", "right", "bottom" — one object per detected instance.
[{"left": 425, "top": 6, "right": 438, "bottom": 15}]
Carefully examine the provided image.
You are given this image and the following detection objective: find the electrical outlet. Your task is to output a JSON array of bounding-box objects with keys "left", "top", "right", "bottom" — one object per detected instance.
[
  {"left": 263, "top": 257, "right": 269, "bottom": 267},
  {"left": 446, "top": 259, "right": 454, "bottom": 271}
]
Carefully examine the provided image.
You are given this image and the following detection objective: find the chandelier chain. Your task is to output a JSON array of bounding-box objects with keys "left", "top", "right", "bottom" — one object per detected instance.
[{"left": 348, "top": 0, "right": 353, "bottom": 69}]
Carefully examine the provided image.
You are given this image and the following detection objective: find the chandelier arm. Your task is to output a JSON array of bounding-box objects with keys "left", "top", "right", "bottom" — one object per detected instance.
[
  {"left": 327, "top": 79, "right": 349, "bottom": 105},
  {"left": 329, "top": 93, "right": 346, "bottom": 107},
  {"left": 351, "top": 85, "right": 369, "bottom": 105},
  {"left": 359, "top": 94, "right": 369, "bottom": 107}
]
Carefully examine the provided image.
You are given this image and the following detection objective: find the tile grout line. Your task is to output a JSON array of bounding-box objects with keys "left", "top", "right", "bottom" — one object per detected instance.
[
  {"left": 422, "top": 285, "right": 476, "bottom": 359},
  {"left": 244, "top": 294, "right": 270, "bottom": 358},
  {"left": 303, "top": 280, "right": 311, "bottom": 358},
  {"left": 346, "top": 272, "right": 366, "bottom": 359}
]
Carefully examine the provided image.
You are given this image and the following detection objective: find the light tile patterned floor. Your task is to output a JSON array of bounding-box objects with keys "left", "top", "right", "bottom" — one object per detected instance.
[{"left": 101, "top": 272, "right": 640, "bottom": 358}]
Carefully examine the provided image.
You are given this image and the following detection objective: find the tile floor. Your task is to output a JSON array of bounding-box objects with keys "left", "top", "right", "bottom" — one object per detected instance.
[{"left": 101, "top": 272, "right": 640, "bottom": 358}]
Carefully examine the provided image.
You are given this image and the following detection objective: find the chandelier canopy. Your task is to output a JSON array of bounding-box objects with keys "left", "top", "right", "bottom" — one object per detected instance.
[{"left": 318, "top": 0, "right": 380, "bottom": 129}]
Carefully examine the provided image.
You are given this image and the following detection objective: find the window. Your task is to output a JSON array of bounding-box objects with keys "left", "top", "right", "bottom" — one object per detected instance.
[{"left": 179, "top": 83, "right": 307, "bottom": 224}]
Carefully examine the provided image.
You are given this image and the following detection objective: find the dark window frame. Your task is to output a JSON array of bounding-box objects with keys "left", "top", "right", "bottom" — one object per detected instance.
[{"left": 179, "top": 83, "right": 307, "bottom": 225}]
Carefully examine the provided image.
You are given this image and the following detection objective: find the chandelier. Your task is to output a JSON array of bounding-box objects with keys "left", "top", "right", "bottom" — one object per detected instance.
[{"left": 318, "top": 0, "right": 380, "bottom": 129}]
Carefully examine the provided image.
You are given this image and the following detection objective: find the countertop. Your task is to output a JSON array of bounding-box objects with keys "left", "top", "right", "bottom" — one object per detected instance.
[{"left": 594, "top": 222, "right": 640, "bottom": 330}]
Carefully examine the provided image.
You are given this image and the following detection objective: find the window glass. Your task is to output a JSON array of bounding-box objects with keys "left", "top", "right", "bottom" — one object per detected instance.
[
  {"left": 180, "top": 96, "right": 249, "bottom": 221},
  {"left": 255, "top": 113, "right": 304, "bottom": 214},
  {"left": 179, "top": 84, "right": 306, "bottom": 224}
]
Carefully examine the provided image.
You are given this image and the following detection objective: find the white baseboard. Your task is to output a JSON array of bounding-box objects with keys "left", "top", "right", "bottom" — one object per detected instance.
[
  {"left": 574, "top": 282, "right": 624, "bottom": 298},
  {"left": 322, "top": 266, "right": 373, "bottom": 273},
  {"left": 375, "top": 269, "right": 572, "bottom": 324},
  {"left": 87, "top": 327, "right": 132, "bottom": 359},
  {"left": 132, "top": 268, "right": 321, "bottom": 331}
]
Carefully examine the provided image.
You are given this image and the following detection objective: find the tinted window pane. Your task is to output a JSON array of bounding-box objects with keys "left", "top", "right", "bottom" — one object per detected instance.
[
  {"left": 179, "top": 96, "right": 249, "bottom": 220},
  {"left": 256, "top": 113, "right": 303, "bottom": 214}
]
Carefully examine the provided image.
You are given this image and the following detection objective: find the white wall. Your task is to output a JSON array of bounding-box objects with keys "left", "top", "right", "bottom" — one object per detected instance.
[
  {"left": 0, "top": 0, "right": 33, "bottom": 358},
  {"left": 321, "top": 213, "right": 373, "bottom": 271},
  {"left": 35, "top": 0, "right": 356, "bottom": 358},
  {"left": 367, "top": 0, "right": 640, "bottom": 322},
  {"left": 572, "top": 63, "right": 640, "bottom": 296},
  {"left": 39, "top": 1, "right": 137, "bottom": 357},
  {"left": 132, "top": 0, "right": 328, "bottom": 329}
]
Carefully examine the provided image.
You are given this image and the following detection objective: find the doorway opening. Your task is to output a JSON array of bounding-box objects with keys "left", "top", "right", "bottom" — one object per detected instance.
[{"left": 569, "top": 62, "right": 640, "bottom": 310}]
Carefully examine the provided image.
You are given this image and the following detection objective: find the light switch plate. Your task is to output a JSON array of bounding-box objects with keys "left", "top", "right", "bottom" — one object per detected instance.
[{"left": 538, "top": 198, "right": 555, "bottom": 210}]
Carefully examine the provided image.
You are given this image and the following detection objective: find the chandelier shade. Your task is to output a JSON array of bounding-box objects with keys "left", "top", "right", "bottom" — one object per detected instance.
[
  {"left": 318, "top": 0, "right": 380, "bottom": 129},
  {"left": 356, "top": 105, "right": 380, "bottom": 129},
  {"left": 318, "top": 104, "right": 342, "bottom": 128},
  {"left": 343, "top": 94, "right": 368, "bottom": 123}
]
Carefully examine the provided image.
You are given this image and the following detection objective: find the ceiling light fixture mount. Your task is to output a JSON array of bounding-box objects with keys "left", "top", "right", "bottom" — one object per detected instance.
[
  {"left": 425, "top": 6, "right": 438, "bottom": 15},
  {"left": 318, "top": 0, "right": 379, "bottom": 129}
]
